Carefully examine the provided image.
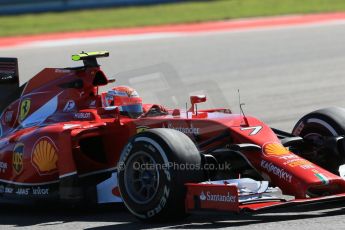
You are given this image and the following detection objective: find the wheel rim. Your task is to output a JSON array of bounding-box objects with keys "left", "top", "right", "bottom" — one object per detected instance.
[
  {"left": 303, "top": 127, "right": 342, "bottom": 174},
  {"left": 124, "top": 151, "right": 160, "bottom": 205}
]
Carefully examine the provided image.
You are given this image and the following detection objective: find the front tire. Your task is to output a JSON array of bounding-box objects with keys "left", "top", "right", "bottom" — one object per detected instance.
[
  {"left": 292, "top": 107, "right": 345, "bottom": 174},
  {"left": 118, "top": 128, "right": 204, "bottom": 221}
]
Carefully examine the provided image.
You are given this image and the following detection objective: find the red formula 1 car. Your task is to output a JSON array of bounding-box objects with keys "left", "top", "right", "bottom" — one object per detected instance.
[{"left": 1, "top": 51, "right": 345, "bottom": 221}]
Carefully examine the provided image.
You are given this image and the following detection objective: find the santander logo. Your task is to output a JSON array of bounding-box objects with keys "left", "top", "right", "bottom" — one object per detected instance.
[
  {"left": 199, "top": 191, "right": 237, "bottom": 203},
  {"left": 199, "top": 191, "right": 207, "bottom": 201}
]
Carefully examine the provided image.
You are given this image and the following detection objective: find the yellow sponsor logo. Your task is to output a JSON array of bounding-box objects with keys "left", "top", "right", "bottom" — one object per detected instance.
[
  {"left": 32, "top": 137, "right": 58, "bottom": 174},
  {"left": 263, "top": 142, "right": 289, "bottom": 156},
  {"left": 288, "top": 159, "right": 310, "bottom": 167},
  {"left": 136, "top": 126, "right": 149, "bottom": 134},
  {"left": 13, "top": 143, "right": 24, "bottom": 174},
  {"left": 19, "top": 99, "right": 31, "bottom": 121}
]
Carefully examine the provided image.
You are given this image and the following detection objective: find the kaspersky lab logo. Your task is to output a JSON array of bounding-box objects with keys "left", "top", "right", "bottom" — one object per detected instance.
[{"left": 199, "top": 190, "right": 237, "bottom": 203}]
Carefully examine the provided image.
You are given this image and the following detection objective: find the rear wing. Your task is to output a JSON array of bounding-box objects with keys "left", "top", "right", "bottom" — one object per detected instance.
[
  {"left": 0, "top": 58, "right": 19, "bottom": 112},
  {"left": 72, "top": 51, "right": 109, "bottom": 67}
]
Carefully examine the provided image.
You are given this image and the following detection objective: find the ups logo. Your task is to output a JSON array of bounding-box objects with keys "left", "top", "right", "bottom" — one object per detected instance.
[{"left": 13, "top": 143, "right": 24, "bottom": 174}]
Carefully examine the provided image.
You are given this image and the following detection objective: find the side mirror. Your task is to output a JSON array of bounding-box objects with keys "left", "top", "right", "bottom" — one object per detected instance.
[
  {"left": 97, "top": 106, "right": 121, "bottom": 122},
  {"left": 189, "top": 95, "right": 207, "bottom": 113}
]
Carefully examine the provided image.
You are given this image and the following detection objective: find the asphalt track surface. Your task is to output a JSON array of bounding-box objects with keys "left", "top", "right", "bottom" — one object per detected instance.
[{"left": 1, "top": 19, "right": 345, "bottom": 229}]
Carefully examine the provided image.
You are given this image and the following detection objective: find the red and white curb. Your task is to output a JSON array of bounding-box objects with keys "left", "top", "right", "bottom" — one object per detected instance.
[{"left": 1, "top": 12, "right": 345, "bottom": 49}]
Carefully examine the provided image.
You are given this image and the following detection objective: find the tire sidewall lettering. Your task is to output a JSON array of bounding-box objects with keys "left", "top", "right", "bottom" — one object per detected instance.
[
  {"left": 293, "top": 121, "right": 304, "bottom": 136},
  {"left": 135, "top": 137, "right": 171, "bottom": 182},
  {"left": 119, "top": 135, "right": 172, "bottom": 219},
  {"left": 119, "top": 142, "right": 133, "bottom": 169},
  {"left": 146, "top": 184, "right": 170, "bottom": 218}
]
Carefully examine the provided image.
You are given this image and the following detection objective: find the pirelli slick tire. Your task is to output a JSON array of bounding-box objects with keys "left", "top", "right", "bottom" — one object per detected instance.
[
  {"left": 118, "top": 128, "right": 204, "bottom": 221},
  {"left": 292, "top": 107, "right": 345, "bottom": 174}
]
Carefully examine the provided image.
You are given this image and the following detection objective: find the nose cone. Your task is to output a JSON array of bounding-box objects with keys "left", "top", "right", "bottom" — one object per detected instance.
[{"left": 260, "top": 143, "right": 345, "bottom": 198}]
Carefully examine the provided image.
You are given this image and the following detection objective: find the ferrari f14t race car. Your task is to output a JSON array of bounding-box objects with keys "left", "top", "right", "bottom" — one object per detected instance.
[{"left": 1, "top": 51, "right": 345, "bottom": 221}]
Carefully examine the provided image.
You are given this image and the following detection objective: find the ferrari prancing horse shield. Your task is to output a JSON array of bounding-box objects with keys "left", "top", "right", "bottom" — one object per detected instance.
[{"left": 19, "top": 99, "right": 31, "bottom": 121}]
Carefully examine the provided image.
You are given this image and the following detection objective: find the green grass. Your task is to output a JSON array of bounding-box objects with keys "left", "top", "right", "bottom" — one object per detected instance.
[{"left": 1, "top": 0, "right": 345, "bottom": 37}]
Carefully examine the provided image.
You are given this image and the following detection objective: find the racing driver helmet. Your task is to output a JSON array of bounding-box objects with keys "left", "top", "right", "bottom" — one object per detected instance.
[{"left": 103, "top": 86, "right": 143, "bottom": 118}]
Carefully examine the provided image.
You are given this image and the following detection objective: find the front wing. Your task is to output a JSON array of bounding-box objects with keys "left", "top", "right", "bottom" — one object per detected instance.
[{"left": 185, "top": 178, "right": 345, "bottom": 213}]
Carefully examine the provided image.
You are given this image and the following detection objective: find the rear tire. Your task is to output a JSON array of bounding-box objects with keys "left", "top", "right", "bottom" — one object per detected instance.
[
  {"left": 292, "top": 107, "right": 345, "bottom": 174},
  {"left": 117, "top": 128, "right": 204, "bottom": 222}
]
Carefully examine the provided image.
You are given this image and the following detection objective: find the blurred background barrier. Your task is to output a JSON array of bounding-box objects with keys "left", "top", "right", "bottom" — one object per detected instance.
[{"left": 0, "top": 0, "right": 184, "bottom": 15}]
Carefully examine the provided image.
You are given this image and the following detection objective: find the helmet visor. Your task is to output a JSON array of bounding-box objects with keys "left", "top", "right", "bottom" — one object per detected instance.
[{"left": 119, "top": 104, "right": 143, "bottom": 113}]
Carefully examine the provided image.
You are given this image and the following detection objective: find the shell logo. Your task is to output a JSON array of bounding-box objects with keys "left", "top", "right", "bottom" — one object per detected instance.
[
  {"left": 263, "top": 142, "right": 289, "bottom": 156},
  {"left": 32, "top": 137, "right": 58, "bottom": 175}
]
